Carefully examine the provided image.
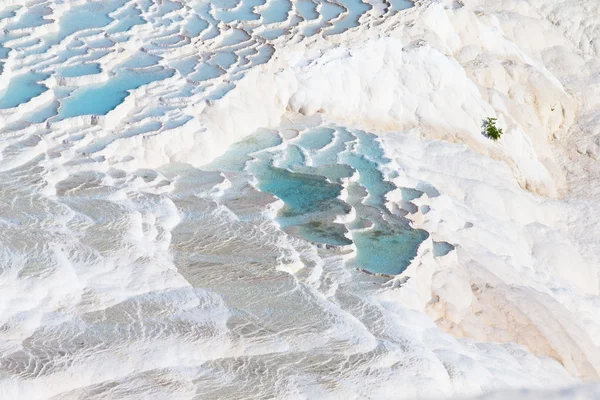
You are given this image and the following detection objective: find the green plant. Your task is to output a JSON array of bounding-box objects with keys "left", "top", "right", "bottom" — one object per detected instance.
[{"left": 483, "top": 117, "right": 503, "bottom": 141}]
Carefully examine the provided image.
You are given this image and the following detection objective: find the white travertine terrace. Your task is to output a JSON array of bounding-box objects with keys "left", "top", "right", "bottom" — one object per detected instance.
[{"left": 1, "top": 0, "right": 600, "bottom": 398}]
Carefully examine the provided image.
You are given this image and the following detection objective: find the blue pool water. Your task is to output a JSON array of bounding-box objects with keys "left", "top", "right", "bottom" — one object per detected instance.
[
  {"left": 189, "top": 2, "right": 220, "bottom": 40},
  {"left": 254, "top": 160, "right": 345, "bottom": 219},
  {"left": 354, "top": 129, "right": 390, "bottom": 161},
  {"left": 214, "top": 0, "right": 264, "bottom": 23},
  {"left": 0, "top": 73, "right": 48, "bottom": 109},
  {"left": 206, "top": 82, "right": 236, "bottom": 100},
  {"left": 390, "top": 0, "right": 414, "bottom": 12},
  {"left": 295, "top": 164, "right": 355, "bottom": 183},
  {"left": 87, "top": 38, "right": 115, "bottom": 49},
  {"left": 212, "top": 52, "right": 238, "bottom": 69},
  {"left": 276, "top": 145, "right": 306, "bottom": 170},
  {"left": 247, "top": 45, "right": 274, "bottom": 67},
  {"left": 45, "top": 48, "right": 91, "bottom": 69},
  {"left": 6, "top": 5, "right": 52, "bottom": 30},
  {"left": 10, "top": 38, "right": 42, "bottom": 53},
  {"left": 341, "top": 152, "right": 394, "bottom": 208},
  {"left": 258, "top": 28, "right": 287, "bottom": 40},
  {"left": 293, "top": 222, "right": 352, "bottom": 246},
  {"left": 260, "top": 0, "right": 292, "bottom": 24},
  {"left": 211, "top": 126, "right": 428, "bottom": 274},
  {"left": 309, "top": 127, "right": 354, "bottom": 165},
  {"left": 353, "top": 225, "right": 428, "bottom": 275},
  {"left": 221, "top": 29, "right": 251, "bottom": 47},
  {"left": 203, "top": 0, "right": 238, "bottom": 8},
  {"left": 207, "top": 130, "right": 283, "bottom": 172},
  {"left": 251, "top": 152, "right": 352, "bottom": 245},
  {"left": 25, "top": 100, "right": 59, "bottom": 124},
  {"left": 295, "top": 0, "right": 319, "bottom": 20},
  {"left": 151, "top": 0, "right": 183, "bottom": 15},
  {"left": 190, "top": 63, "right": 224, "bottom": 81},
  {"left": 53, "top": 2, "right": 119, "bottom": 43},
  {"left": 20, "top": 1, "right": 124, "bottom": 61},
  {"left": 60, "top": 63, "right": 102, "bottom": 78},
  {"left": 184, "top": 15, "right": 209, "bottom": 36},
  {"left": 107, "top": 8, "right": 146, "bottom": 34},
  {"left": 59, "top": 68, "right": 174, "bottom": 118},
  {"left": 170, "top": 56, "right": 198, "bottom": 76},
  {"left": 325, "top": 0, "right": 371, "bottom": 36},
  {"left": 0, "top": 46, "right": 10, "bottom": 59},
  {"left": 319, "top": 1, "right": 345, "bottom": 23},
  {"left": 433, "top": 241, "right": 455, "bottom": 257},
  {"left": 0, "top": 7, "right": 18, "bottom": 22},
  {"left": 296, "top": 127, "right": 335, "bottom": 150}
]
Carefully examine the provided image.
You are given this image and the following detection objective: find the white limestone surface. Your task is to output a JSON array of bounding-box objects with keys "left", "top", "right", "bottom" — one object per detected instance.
[{"left": 0, "top": 0, "right": 600, "bottom": 399}]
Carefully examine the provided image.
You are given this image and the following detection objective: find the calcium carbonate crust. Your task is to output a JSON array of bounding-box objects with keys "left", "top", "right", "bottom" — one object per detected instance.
[{"left": 1, "top": 0, "right": 600, "bottom": 398}]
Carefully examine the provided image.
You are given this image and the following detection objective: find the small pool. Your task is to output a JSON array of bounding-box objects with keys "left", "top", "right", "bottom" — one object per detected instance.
[
  {"left": 214, "top": 0, "right": 263, "bottom": 23},
  {"left": 353, "top": 225, "right": 428, "bottom": 275},
  {"left": 254, "top": 158, "right": 346, "bottom": 219},
  {"left": 53, "top": 2, "right": 117, "bottom": 43},
  {"left": 211, "top": 126, "right": 429, "bottom": 275},
  {"left": 184, "top": 15, "right": 209, "bottom": 36},
  {"left": 325, "top": 0, "right": 371, "bottom": 36},
  {"left": 389, "top": 0, "right": 414, "bottom": 12},
  {"left": 207, "top": 130, "right": 283, "bottom": 172},
  {"left": 0, "top": 46, "right": 10, "bottom": 60},
  {"left": 0, "top": 72, "right": 48, "bottom": 109},
  {"left": 5, "top": 5, "right": 52, "bottom": 31},
  {"left": 220, "top": 29, "right": 251, "bottom": 47},
  {"left": 58, "top": 68, "right": 174, "bottom": 118},
  {"left": 189, "top": 63, "right": 224, "bottom": 82},
  {"left": 59, "top": 63, "right": 102, "bottom": 78},
  {"left": 107, "top": 9, "right": 146, "bottom": 34},
  {"left": 295, "top": 0, "right": 319, "bottom": 20},
  {"left": 25, "top": 100, "right": 59, "bottom": 124},
  {"left": 260, "top": 0, "right": 292, "bottom": 24}
]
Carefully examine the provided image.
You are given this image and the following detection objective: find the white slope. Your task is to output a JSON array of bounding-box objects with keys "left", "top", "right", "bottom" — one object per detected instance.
[{"left": 0, "top": 0, "right": 599, "bottom": 399}]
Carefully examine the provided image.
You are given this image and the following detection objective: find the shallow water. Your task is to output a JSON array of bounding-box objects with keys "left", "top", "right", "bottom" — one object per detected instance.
[
  {"left": 107, "top": 8, "right": 146, "bottom": 34},
  {"left": 295, "top": 0, "right": 319, "bottom": 20},
  {"left": 59, "top": 63, "right": 102, "bottom": 78},
  {"left": 325, "top": 0, "right": 371, "bottom": 36},
  {"left": 260, "top": 0, "right": 292, "bottom": 24},
  {"left": 5, "top": 5, "right": 51, "bottom": 31},
  {"left": 53, "top": 2, "right": 117, "bottom": 43},
  {"left": 389, "top": 0, "right": 414, "bottom": 12},
  {"left": 353, "top": 225, "right": 428, "bottom": 275},
  {"left": 59, "top": 68, "right": 174, "bottom": 118},
  {"left": 215, "top": 0, "right": 264, "bottom": 23},
  {"left": 0, "top": 73, "right": 48, "bottom": 109},
  {"left": 189, "top": 63, "right": 225, "bottom": 82},
  {"left": 209, "top": 125, "right": 428, "bottom": 274},
  {"left": 253, "top": 157, "right": 347, "bottom": 218}
]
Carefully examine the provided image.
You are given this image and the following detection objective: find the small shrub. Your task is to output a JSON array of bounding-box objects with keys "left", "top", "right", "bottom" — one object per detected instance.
[{"left": 483, "top": 117, "right": 503, "bottom": 141}]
